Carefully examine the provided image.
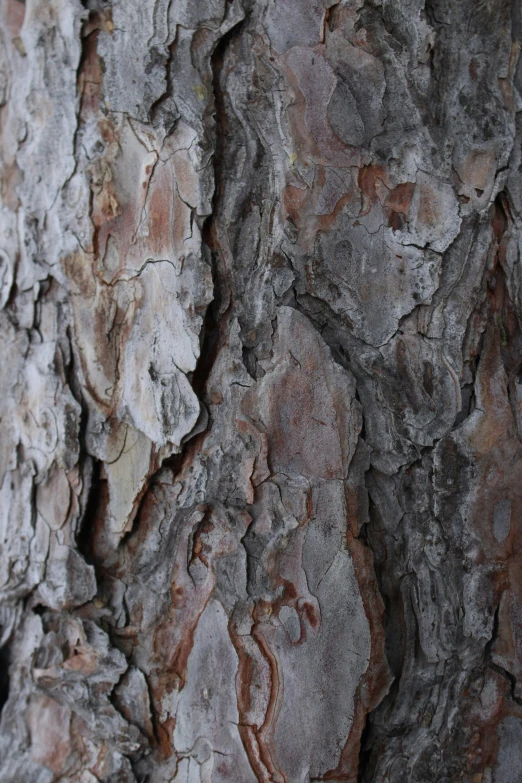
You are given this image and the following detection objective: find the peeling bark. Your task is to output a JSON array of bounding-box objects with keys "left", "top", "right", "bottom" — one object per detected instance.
[{"left": 1, "top": 0, "right": 522, "bottom": 781}]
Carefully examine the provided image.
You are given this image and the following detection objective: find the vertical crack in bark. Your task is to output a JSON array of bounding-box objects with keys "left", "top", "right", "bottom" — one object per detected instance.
[
  {"left": 0, "top": 642, "right": 10, "bottom": 718},
  {"left": 2, "top": 0, "right": 522, "bottom": 779}
]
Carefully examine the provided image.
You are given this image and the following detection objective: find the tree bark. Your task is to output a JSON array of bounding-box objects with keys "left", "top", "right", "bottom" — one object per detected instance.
[{"left": 1, "top": 0, "right": 522, "bottom": 781}]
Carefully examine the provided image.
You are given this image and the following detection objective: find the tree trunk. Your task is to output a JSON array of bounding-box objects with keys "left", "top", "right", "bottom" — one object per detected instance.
[{"left": 1, "top": 0, "right": 521, "bottom": 780}]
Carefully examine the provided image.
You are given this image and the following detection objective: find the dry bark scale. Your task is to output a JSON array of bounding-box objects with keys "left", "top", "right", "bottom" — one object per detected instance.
[{"left": 0, "top": 0, "right": 522, "bottom": 781}]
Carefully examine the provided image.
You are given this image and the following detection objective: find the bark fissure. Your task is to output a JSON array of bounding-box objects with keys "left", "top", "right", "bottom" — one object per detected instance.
[{"left": 2, "top": 0, "right": 522, "bottom": 780}]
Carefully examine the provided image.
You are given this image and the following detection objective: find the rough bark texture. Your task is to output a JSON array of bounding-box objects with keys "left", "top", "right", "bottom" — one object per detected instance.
[{"left": 0, "top": 0, "right": 522, "bottom": 781}]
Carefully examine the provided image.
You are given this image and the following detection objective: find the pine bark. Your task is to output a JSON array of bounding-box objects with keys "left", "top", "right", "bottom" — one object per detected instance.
[{"left": 1, "top": 0, "right": 522, "bottom": 781}]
